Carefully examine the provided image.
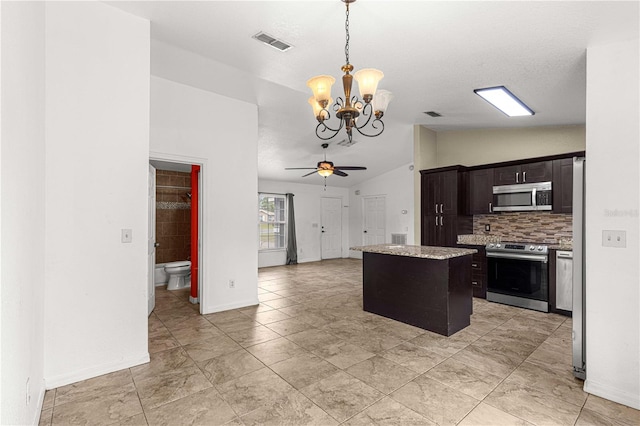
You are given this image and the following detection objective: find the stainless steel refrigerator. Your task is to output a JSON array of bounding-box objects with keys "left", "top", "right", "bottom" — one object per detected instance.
[{"left": 572, "top": 157, "right": 586, "bottom": 380}]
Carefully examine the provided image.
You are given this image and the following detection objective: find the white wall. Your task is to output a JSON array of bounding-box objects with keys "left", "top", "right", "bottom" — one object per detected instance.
[
  {"left": 584, "top": 37, "right": 639, "bottom": 409},
  {"left": 258, "top": 180, "right": 350, "bottom": 267},
  {"left": 0, "top": 2, "right": 46, "bottom": 423},
  {"left": 151, "top": 76, "right": 259, "bottom": 314},
  {"left": 349, "top": 163, "right": 415, "bottom": 258},
  {"left": 44, "top": 2, "right": 150, "bottom": 388}
]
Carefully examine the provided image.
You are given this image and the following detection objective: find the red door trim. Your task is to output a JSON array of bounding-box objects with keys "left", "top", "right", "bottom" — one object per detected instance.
[{"left": 190, "top": 165, "right": 200, "bottom": 300}]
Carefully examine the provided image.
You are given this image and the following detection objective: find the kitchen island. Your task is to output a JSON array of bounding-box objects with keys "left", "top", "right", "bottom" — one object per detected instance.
[{"left": 351, "top": 244, "right": 477, "bottom": 337}]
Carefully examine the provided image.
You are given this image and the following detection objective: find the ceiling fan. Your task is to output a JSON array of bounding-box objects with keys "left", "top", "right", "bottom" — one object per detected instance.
[{"left": 285, "top": 143, "right": 367, "bottom": 178}]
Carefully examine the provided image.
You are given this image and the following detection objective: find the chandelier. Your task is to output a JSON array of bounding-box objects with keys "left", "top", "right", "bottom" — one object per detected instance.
[{"left": 307, "top": 0, "right": 392, "bottom": 144}]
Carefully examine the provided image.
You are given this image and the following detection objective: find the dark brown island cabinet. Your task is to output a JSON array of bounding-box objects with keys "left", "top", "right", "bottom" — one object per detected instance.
[
  {"left": 421, "top": 166, "right": 472, "bottom": 247},
  {"left": 352, "top": 244, "right": 477, "bottom": 337}
]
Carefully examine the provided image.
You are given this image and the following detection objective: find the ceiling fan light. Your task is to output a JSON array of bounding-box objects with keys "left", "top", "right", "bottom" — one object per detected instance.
[
  {"left": 373, "top": 89, "right": 393, "bottom": 115},
  {"left": 317, "top": 161, "right": 334, "bottom": 177},
  {"left": 307, "top": 75, "right": 335, "bottom": 104},
  {"left": 353, "top": 68, "right": 384, "bottom": 102}
]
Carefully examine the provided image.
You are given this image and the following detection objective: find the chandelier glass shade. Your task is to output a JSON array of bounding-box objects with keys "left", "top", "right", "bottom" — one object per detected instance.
[{"left": 307, "top": 0, "right": 391, "bottom": 144}]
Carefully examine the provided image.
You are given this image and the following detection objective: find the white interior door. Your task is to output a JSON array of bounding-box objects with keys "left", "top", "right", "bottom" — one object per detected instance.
[
  {"left": 321, "top": 197, "right": 342, "bottom": 259},
  {"left": 148, "top": 164, "right": 156, "bottom": 316},
  {"left": 363, "top": 196, "right": 386, "bottom": 245}
]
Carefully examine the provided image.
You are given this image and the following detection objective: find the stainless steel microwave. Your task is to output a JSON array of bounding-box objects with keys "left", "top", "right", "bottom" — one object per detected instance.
[{"left": 492, "top": 181, "right": 552, "bottom": 212}]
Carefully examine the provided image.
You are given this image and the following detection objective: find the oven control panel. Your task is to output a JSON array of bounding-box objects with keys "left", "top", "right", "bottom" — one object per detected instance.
[{"left": 486, "top": 242, "right": 548, "bottom": 254}]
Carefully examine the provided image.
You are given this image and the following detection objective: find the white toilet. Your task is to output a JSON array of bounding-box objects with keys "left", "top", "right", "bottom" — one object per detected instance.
[{"left": 164, "top": 261, "right": 191, "bottom": 291}]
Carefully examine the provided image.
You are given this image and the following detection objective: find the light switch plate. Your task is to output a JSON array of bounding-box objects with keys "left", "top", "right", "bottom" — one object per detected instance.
[
  {"left": 602, "top": 230, "right": 626, "bottom": 248},
  {"left": 121, "top": 229, "right": 133, "bottom": 243}
]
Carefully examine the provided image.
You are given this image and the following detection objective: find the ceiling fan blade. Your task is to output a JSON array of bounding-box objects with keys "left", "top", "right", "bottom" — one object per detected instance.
[
  {"left": 285, "top": 167, "right": 317, "bottom": 170},
  {"left": 333, "top": 170, "right": 348, "bottom": 177},
  {"left": 301, "top": 170, "right": 318, "bottom": 177},
  {"left": 333, "top": 166, "right": 367, "bottom": 170}
]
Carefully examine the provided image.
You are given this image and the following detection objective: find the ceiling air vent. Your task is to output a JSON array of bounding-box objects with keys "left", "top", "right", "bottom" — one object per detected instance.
[
  {"left": 337, "top": 138, "right": 357, "bottom": 147},
  {"left": 252, "top": 32, "right": 293, "bottom": 52},
  {"left": 424, "top": 111, "right": 442, "bottom": 117}
]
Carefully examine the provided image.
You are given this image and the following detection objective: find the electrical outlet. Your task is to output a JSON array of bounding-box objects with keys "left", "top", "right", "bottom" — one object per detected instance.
[
  {"left": 228, "top": 279, "right": 235, "bottom": 288},
  {"left": 485, "top": 224, "right": 491, "bottom": 232},
  {"left": 602, "top": 230, "right": 626, "bottom": 248}
]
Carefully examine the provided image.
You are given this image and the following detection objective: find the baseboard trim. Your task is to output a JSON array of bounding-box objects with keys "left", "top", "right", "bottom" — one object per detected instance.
[
  {"left": 44, "top": 352, "right": 150, "bottom": 389},
  {"left": 584, "top": 378, "right": 640, "bottom": 410},
  {"left": 204, "top": 297, "right": 259, "bottom": 314},
  {"left": 32, "top": 379, "right": 47, "bottom": 426}
]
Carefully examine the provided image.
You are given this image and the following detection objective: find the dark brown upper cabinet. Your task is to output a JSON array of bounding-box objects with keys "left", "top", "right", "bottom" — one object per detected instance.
[
  {"left": 553, "top": 158, "right": 574, "bottom": 213},
  {"left": 469, "top": 168, "right": 494, "bottom": 214},
  {"left": 493, "top": 161, "right": 553, "bottom": 186}
]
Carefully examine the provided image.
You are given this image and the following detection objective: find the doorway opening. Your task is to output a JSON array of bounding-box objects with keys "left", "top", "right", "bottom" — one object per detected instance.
[{"left": 149, "top": 158, "right": 203, "bottom": 314}]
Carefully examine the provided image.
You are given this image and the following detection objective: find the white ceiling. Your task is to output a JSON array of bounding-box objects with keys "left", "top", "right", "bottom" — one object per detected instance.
[{"left": 108, "top": 1, "right": 638, "bottom": 185}]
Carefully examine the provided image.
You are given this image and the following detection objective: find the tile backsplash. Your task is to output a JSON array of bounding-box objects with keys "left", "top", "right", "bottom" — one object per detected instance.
[{"left": 473, "top": 212, "right": 572, "bottom": 244}]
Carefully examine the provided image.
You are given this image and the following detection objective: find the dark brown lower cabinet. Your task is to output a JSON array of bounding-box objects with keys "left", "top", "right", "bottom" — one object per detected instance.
[{"left": 459, "top": 244, "right": 487, "bottom": 299}]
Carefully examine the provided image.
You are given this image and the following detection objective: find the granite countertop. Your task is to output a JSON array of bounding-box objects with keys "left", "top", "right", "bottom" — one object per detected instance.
[
  {"left": 350, "top": 244, "right": 477, "bottom": 260},
  {"left": 457, "top": 234, "right": 573, "bottom": 250}
]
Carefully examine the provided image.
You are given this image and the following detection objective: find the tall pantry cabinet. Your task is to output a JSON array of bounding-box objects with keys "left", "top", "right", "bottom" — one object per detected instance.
[{"left": 420, "top": 166, "right": 473, "bottom": 247}]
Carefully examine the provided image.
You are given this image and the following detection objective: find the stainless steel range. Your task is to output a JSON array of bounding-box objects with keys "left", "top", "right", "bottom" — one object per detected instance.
[{"left": 486, "top": 242, "right": 549, "bottom": 312}]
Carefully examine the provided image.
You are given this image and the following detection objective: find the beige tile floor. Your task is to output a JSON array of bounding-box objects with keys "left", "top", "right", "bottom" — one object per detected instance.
[{"left": 39, "top": 259, "right": 639, "bottom": 425}]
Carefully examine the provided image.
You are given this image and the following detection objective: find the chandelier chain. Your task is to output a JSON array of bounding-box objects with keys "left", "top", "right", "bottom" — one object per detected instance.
[{"left": 344, "top": 2, "right": 350, "bottom": 66}]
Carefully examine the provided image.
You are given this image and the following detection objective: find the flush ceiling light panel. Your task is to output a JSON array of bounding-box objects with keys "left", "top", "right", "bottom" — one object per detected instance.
[{"left": 474, "top": 86, "right": 534, "bottom": 117}]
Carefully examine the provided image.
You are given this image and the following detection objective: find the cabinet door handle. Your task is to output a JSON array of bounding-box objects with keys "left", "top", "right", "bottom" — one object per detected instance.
[
  {"left": 523, "top": 171, "right": 527, "bottom": 182},
  {"left": 440, "top": 216, "right": 443, "bottom": 226},
  {"left": 440, "top": 203, "right": 444, "bottom": 213},
  {"left": 515, "top": 172, "right": 520, "bottom": 183},
  {"left": 434, "top": 204, "right": 438, "bottom": 214},
  {"left": 489, "top": 202, "right": 492, "bottom": 213}
]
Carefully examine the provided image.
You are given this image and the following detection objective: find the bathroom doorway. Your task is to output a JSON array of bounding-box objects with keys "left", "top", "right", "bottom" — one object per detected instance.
[{"left": 149, "top": 157, "right": 203, "bottom": 313}]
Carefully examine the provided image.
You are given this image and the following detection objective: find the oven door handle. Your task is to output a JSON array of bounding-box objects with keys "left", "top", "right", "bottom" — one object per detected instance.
[{"left": 486, "top": 252, "right": 548, "bottom": 262}]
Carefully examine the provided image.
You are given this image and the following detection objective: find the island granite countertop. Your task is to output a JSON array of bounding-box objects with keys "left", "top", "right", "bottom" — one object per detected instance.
[{"left": 350, "top": 244, "right": 477, "bottom": 260}]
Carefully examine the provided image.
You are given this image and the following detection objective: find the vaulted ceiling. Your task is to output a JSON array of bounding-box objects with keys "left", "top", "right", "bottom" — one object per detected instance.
[{"left": 109, "top": 1, "right": 639, "bottom": 185}]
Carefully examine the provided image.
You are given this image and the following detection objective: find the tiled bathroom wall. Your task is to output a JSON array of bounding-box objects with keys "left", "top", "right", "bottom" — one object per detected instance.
[
  {"left": 473, "top": 212, "right": 572, "bottom": 244},
  {"left": 156, "top": 170, "right": 191, "bottom": 264}
]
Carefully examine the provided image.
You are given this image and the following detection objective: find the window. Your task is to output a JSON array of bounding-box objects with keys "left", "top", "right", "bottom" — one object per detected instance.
[{"left": 258, "top": 193, "right": 286, "bottom": 250}]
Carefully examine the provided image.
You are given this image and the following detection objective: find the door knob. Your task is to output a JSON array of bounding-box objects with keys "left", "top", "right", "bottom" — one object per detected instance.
[
  {"left": 363, "top": 230, "right": 368, "bottom": 233},
  {"left": 154, "top": 242, "right": 160, "bottom": 247}
]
